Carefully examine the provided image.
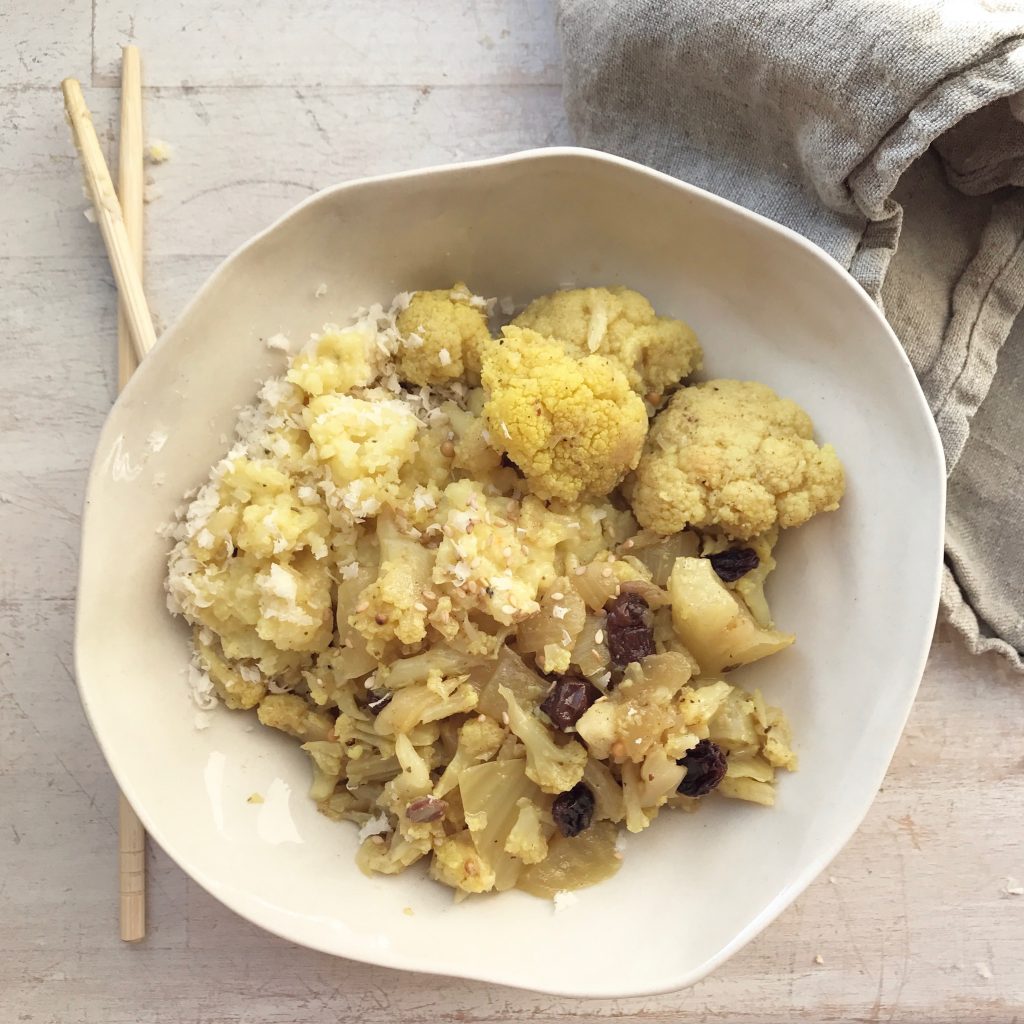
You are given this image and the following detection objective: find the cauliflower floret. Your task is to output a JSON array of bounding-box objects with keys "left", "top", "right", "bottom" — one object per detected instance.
[
  {"left": 499, "top": 684, "right": 587, "bottom": 794},
  {"left": 302, "top": 739, "right": 345, "bottom": 800},
  {"left": 434, "top": 716, "right": 507, "bottom": 797},
  {"left": 193, "top": 630, "right": 266, "bottom": 710},
  {"left": 254, "top": 553, "right": 334, "bottom": 652},
  {"left": 352, "top": 512, "right": 435, "bottom": 653},
  {"left": 629, "top": 380, "right": 844, "bottom": 539},
  {"left": 482, "top": 326, "right": 648, "bottom": 503},
  {"left": 256, "top": 693, "right": 334, "bottom": 741},
  {"left": 357, "top": 832, "right": 428, "bottom": 876},
  {"left": 431, "top": 480, "right": 566, "bottom": 626},
  {"left": 395, "top": 282, "right": 492, "bottom": 386},
  {"left": 430, "top": 830, "right": 497, "bottom": 893},
  {"left": 504, "top": 798, "right": 549, "bottom": 865},
  {"left": 577, "top": 652, "right": 698, "bottom": 763},
  {"left": 287, "top": 325, "right": 376, "bottom": 397},
  {"left": 304, "top": 394, "right": 420, "bottom": 514},
  {"left": 512, "top": 286, "right": 702, "bottom": 399}
]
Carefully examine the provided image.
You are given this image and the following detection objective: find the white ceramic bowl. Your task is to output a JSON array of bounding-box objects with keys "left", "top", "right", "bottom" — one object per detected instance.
[{"left": 76, "top": 148, "right": 944, "bottom": 997}]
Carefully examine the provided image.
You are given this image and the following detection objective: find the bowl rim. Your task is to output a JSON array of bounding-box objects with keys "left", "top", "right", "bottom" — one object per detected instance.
[{"left": 75, "top": 145, "right": 946, "bottom": 997}]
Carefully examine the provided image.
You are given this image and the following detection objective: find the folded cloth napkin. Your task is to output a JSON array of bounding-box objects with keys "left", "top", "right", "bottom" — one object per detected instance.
[{"left": 559, "top": 0, "right": 1024, "bottom": 670}]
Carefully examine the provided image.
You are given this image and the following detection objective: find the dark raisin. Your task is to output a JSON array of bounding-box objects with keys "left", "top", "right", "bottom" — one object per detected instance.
[
  {"left": 676, "top": 739, "right": 728, "bottom": 797},
  {"left": 707, "top": 547, "right": 759, "bottom": 582},
  {"left": 405, "top": 795, "right": 448, "bottom": 823},
  {"left": 366, "top": 691, "right": 393, "bottom": 714},
  {"left": 604, "top": 591, "right": 655, "bottom": 665},
  {"left": 551, "top": 782, "right": 595, "bottom": 838},
  {"left": 540, "top": 673, "right": 602, "bottom": 731}
]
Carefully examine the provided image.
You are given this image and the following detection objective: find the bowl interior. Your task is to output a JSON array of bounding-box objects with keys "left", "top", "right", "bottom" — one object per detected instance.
[{"left": 76, "top": 149, "right": 943, "bottom": 997}]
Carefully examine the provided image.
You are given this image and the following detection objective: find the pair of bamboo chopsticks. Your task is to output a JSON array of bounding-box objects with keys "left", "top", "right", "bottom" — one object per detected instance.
[{"left": 63, "top": 47, "right": 154, "bottom": 942}]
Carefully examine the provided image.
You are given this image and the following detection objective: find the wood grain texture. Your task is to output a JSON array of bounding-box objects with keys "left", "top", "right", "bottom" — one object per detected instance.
[{"left": 1, "top": 3, "right": 1022, "bottom": 1021}]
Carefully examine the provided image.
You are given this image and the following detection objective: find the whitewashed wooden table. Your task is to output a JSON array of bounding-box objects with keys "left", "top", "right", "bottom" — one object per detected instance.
[{"left": 1, "top": 3, "right": 1022, "bottom": 1021}]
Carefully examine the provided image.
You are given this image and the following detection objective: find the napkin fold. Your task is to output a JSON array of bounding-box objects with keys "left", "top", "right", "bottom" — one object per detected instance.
[{"left": 559, "top": 0, "right": 1024, "bottom": 670}]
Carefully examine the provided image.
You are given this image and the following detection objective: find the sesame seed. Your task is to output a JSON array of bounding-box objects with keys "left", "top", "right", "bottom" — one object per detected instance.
[
  {"left": 494, "top": 517, "right": 508, "bottom": 528},
  {"left": 602, "top": 567, "right": 614, "bottom": 579},
  {"left": 413, "top": 602, "right": 428, "bottom": 612},
  {"left": 501, "top": 712, "right": 510, "bottom": 726},
  {"left": 595, "top": 630, "right": 604, "bottom": 644},
  {"left": 440, "top": 441, "right": 455, "bottom": 458},
  {"left": 503, "top": 546, "right": 513, "bottom": 559},
  {"left": 375, "top": 612, "right": 388, "bottom": 625},
  {"left": 423, "top": 590, "right": 437, "bottom": 600},
  {"left": 549, "top": 592, "right": 564, "bottom": 601},
  {"left": 477, "top": 714, "right": 487, "bottom": 722},
  {"left": 355, "top": 601, "right": 370, "bottom": 613},
  {"left": 502, "top": 604, "right": 516, "bottom": 615},
  {"left": 575, "top": 566, "right": 587, "bottom": 576},
  {"left": 621, "top": 539, "right": 634, "bottom": 550}
]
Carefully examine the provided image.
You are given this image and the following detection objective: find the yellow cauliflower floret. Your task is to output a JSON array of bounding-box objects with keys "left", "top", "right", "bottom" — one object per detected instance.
[
  {"left": 430, "top": 831, "right": 496, "bottom": 893},
  {"left": 481, "top": 326, "right": 648, "bottom": 503},
  {"left": 352, "top": 512, "right": 435, "bottom": 654},
  {"left": 431, "top": 480, "right": 565, "bottom": 626},
  {"left": 287, "top": 325, "right": 376, "bottom": 397},
  {"left": 434, "top": 716, "right": 507, "bottom": 797},
  {"left": 499, "top": 684, "right": 587, "bottom": 794},
  {"left": 503, "top": 798, "right": 549, "bottom": 865},
  {"left": 513, "top": 286, "right": 702, "bottom": 398},
  {"left": 193, "top": 630, "right": 266, "bottom": 710},
  {"left": 256, "top": 693, "right": 334, "bottom": 741},
  {"left": 576, "top": 652, "right": 708, "bottom": 764},
  {"left": 630, "top": 380, "right": 845, "bottom": 539},
  {"left": 253, "top": 552, "right": 334, "bottom": 652},
  {"left": 395, "top": 282, "right": 492, "bottom": 386},
  {"left": 304, "top": 394, "right": 419, "bottom": 516}
]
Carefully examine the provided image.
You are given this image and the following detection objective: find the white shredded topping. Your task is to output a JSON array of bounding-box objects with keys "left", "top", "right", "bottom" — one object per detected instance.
[
  {"left": 187, "top": 660, "right": 218, "bottom": 711},
  {"left": 357, "top": 813, "right": 392, "bottom": 844},
  {"left": 339, "top": 561, "right": 360, "bottom": 580},
  {"left": 553, "top": 890, "right": 579, "bottom": 913},
  {"left": 438, "top": 347, "right": 452, "bottom": 367},
  {"left": 551, "top": 605, "right": 568, "bottom": 620},
  {"left": 265, "top": 332, "right": 291, "bottom": 352}
]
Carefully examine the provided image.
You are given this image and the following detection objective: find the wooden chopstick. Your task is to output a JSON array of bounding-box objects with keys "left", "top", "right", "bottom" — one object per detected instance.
[
  {"left": 61, "top": 76, "right": 157, "bottom": 363},
  {"left": 117, "top": 46, "right": 144, "bottom": 389},
  {"left": 115, "top": 44, "right": 147, "bottom": 943}
]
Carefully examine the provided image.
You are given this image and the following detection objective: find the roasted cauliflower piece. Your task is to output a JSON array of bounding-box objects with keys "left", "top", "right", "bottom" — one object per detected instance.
[
  {"left": 481, "top": 326, "right": 648, "bottom": 503},
  {"left": 512, "top": 286, "right": 702, "bottom": 399},
  {"left": 499, "top": 684, "right": 588, "bottom": 795},
  {"left": 287, "top": 325, "right": 376, "bottom": 397},
  {"left": 430, "top": 831, "right": 497, "bottom": 893},
  {"left": 629, "top": 380, "right": 844, "bottom": 539},
  {"left": 395, "top": 282, "right": 492, "bottom": 386}
]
